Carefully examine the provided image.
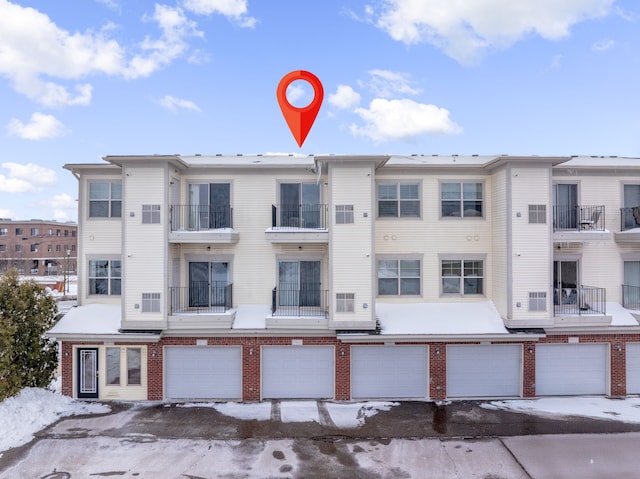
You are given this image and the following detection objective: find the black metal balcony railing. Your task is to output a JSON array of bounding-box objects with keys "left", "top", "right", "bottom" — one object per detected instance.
[
  {"left": 271, "top": 287, "right": 328, "bottom": 317},
  {"left": 620, "top": 207, "right": 640, "bottom": 231},
  {"left": 169, "top": 283, "right": 232, "bottom": 314},
  {"left": 271, "top": 204, "right": 327, "bottom": 229},
  {"left": 553, "top": 205, "right": 605, "bottom": 231},
  {"left": 170, "top": 205, "right": 233, "bottom": 231},
  {"left": 553, "top": 286, "right": 606, "bottom": 316},
  {"left": 622, "top": 284, "right": 640, "bottom": 310}
]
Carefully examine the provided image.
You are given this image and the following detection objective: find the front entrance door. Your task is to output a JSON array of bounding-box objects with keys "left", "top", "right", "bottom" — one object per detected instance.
[{"left": 77, "top": 348, "right": 98, "bottom": 399}]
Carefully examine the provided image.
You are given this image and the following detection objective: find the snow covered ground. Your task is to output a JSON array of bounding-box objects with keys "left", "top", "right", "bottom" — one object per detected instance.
[{"left": 4, "top": 381, "right": 640, "bottom": 455}]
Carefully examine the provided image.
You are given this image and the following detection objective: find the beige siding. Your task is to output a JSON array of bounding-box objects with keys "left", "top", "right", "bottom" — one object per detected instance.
[
  {"left": 329, "top": 164, "right": 374, "bottom": 323},
  {"left": 491, "top": 168, "right": 508, "bottom": 317},
  {"left": 510, "top": 167, "right": 553, "bottom": 321}
]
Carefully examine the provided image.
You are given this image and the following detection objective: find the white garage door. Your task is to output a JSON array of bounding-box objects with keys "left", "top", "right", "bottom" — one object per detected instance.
[
  {"left": 447, "top": 345, "right": 522, "bottom": 398},
  {"left": 165, "top": 346, "right": 242, "bottom": 400},
  {"left": 536, "top": 344, "right": 608, "bottom": 396},
  {"left": 262, "top": 346, "right": 334, "bottom": 399},
  {"left": 626, "top": 343, "right": 640, "bottom": 394},
  {"left": 351, "top": 346, "right": 428, "bottom": 399}
]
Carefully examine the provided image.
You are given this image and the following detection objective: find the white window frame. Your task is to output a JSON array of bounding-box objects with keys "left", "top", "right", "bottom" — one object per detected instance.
[
  {"left": 142, "top": 204, "right": 161, "bottom": 224},
  {"left": 377, "top": 182, "right": 421, "bottom": 218},
  {"left": 440, "top": 254, "right": 486, "bottom": 297},
  {"left": 335, "top": 205, "right": 354, "bottom": 224},
  {"left": 141, "top": 293, "right": 161, "bottom": 312},
  {"left": 88, "top": 258, "right": 122, "bottom": 296},
  {"left": 105, "top": 347, "right": 143, "bottom": 387},
  {"left": 528, "top": 292, "right": 547, "bottom": 311},
  {"left": 528, "top": 204, "right": 546, "bottom": 224},
  {"left": 336, "top": 293, "right": 355, "bottom": 313},
  {"left": 377, "top": 255, "right": 422, "bottom": 297},
  {"left": 440, "top": 181, "right": 484, "bottom": 218},
  {"left": 88, "top": 181, "right": 122, "bottom": 218}
]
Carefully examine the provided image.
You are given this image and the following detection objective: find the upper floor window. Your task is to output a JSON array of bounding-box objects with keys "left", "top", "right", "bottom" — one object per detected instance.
[
  {"left": 336, "top": 293, "right": 355, "bottom": 312},
  {"left": 377, "top": 182, "right": 420, "bottom": 218},
  {"left": 335, "top": 205, "right": 354, "bottom": 224},
  {"left": 88, "top": 259, "right": 121, "bottom": 295},
  {"left": 47, "top": 229, "right": 53, "bottom": 236},
  {"left": 0, "top": 228, "right": 7, "bottom": 236},
  {"left": 142, "top": 205, "right": 161, "bottom": 224},
  {"left": 89, "top": 181, "right": 122, "bottom": 218},
  {"left": 441, "top": 182, "right": 483, "bottom": 217},
  {"left": 31, "top": 228, "right": 39, "bottom": 236},
  {"left": 0, "top": 244, "right": 6, "bottom": 252},
  {"left": 142, "top": 293, "right": 161, "bottom": 312},
  {"left": 71, "top": 230, "right": 77, "bottom": 237},
  {"left": 15, "top": 228, "right": 22, "bottom": 235},
  {"left": 30, "top": 243, "right": 39, "bottom": 252},
  {"left": 528, "top": 205, "right": 546, "bottom": 224},
  {"left": 441, "top": 258, "right": 484, "bottom": 296},
  {"left": 15, "top": 244, "right": 23, "bottom": 252},
  {"left": 64, "top": 230, "right": 69, "bottom": 236},
  {"left": 378, "top": 258, "right": 421, "bottom": 296}
]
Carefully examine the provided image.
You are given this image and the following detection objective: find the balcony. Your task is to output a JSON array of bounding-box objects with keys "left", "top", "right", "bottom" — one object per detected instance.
[
  {"left": 169, "top": 205, "right": 238, "bottom": 243},
  {"left": 168, "top": 283, "right": 234, "bottom": 329},
  {"left": 267, "top": 286, "right": 329, "bottom": 329},
  {"left": 265, "top": 204, "right": 328, "bottom": 243},
  {"left": 614, "top": 208, "right": 640, "bottom": 243},
  {"left": 553, "top": 286, "right": 610, "bottom": 327},
  {"left": 622, "top": 284, "right": 640, "bottom": 310},
  {"left": 553, "top": 205, "right": 610, "bottom": 242}
]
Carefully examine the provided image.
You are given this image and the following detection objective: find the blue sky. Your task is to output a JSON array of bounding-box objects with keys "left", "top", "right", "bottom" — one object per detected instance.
[{"left": 0, "top": 0, "right": 639, "bottom": 221}]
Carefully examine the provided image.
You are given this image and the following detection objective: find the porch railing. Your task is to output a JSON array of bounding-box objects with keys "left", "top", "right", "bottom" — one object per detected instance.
[
  {"left": 553, "top": 205, "right": 605, "bottom": 231},
  {"left": 169, "top": 283, "right": 232, "bottom": 314},
  {"left": 620, "top": 207, "right": 640, "bottom": 231},
  {"left": 271, "top": 287, "right": 328, "bottom": 317},
  {"left": 170, "top": 205, "right": 233, "bottom": 231},
  {"left": 622, "top": 284, "right": 640, "bottom": 310},
  {"left": 553, "top": 285, "right": 606, "bottom": 316},
  {"left": 271, "top": 204, "right": 327, "bottom": 229}
]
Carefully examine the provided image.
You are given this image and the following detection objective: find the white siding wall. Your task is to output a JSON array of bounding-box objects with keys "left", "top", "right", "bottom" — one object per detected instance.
[
  {"left": 491, "top": 168, "right": 508, "bottom": 317},
  {"left": 511, "top": 167, "right": 552, "bottom": 321},
  {"left": 329, "top": 164, "right": 374, "bottom": 324},
  {"left": 122, "top": 166, "right": 167, "bottom": 325}
]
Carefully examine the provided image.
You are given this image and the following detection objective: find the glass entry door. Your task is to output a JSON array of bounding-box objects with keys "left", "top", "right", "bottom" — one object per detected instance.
[
  {"left": 189, "top": 261, "right": 229, "bottom": 307},
  {"left": 188, "top": 183, "right": 231, "bottom": 229},
  {"left": 553, "top": 184, "right": 578, "bottom": 229},
  {"left": 554, "top": 260, "right": 578, "bottom": 306},
  {"left": 278, "top": 260, "right": 321, "bottom": 306},
  {"left": 77, "top": 348, "right": 98, "bottom": 399},
  {"left": 280, "top": 183, "right": 320, "bottom": 228}
]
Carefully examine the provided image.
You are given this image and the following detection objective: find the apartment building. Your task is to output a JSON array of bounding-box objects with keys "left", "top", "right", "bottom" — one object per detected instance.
[
  {"left": 48, "top": 154, "right": 640, "bottom": 401},
  {"left": 0, "top": 219, "right": 77, "bottom": 276}
]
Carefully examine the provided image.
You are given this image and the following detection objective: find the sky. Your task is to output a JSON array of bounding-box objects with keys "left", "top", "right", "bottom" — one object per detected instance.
[{"left": 0, "top": 0, "right": 639, "bottom": 222}]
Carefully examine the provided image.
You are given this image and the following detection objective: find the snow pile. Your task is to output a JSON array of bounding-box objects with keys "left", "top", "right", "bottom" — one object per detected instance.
[
  {"left": 484, "top": 397, "right": 640, "bottom": 423},
  {"left": 326, "top": 402, "right": 398, "bottom": 428},
  {"left": 180, "top": 401, "right": 272, "bottom": 421},
  {"left": 0, "top": 387, "right": 110, "bottom": 453}
]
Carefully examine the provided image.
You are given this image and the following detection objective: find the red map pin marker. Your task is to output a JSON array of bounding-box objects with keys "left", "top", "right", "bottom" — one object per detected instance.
[{"left": 277, "top": 70, "right": 324, "bottom": 147}]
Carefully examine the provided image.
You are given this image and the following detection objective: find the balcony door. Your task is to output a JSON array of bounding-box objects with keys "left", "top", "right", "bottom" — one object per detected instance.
[
  {"left": 189, "top": 183, "right": 230, "bottom": 229},
  {"left": 553, "top": 183, "right": 578, "bottom": 229},
  {"left": 280, "top": 183, "right": 320, "bottom": 228},
  {"left": 189, "top": 261, "right": 229, "bottom": 307},
  {"left": 278, "top": 260, "right": 321, "bottom": 307},
  {"left": 623, "top": 185, "right": 640, "bottom": 229},
  {"left": 554, "top": 260, "right": 578, "bottom": 306}
]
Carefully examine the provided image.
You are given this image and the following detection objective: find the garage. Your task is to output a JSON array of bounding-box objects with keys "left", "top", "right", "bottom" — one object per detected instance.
[
  {"left": 447, "top": 344, "right": 522, "bottom": 398},
  {"left": 536, "top": 343, "right": 608, "bottom": 396},
  {"left": 164, "top": 346, "right": 242, "bottom": 400},
  {"left": 262, "top": 346, "right": 334, "bottom": 399},
  {"left": 351, "top": 345, "right": 428, "bottom": 399},
  {"left": 626, "top": 343, "right": 640, "bottom": 394}
]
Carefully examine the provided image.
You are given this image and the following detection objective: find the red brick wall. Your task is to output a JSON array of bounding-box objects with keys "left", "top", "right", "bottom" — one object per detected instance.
[{"left": 429, "top": 342, "right": 446, "bottom": 400}]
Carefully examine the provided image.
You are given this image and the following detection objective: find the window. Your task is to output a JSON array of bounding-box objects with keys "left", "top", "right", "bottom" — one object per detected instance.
[
  {"left": 15, "top": 228, "right": 22, "bottom": 235},
  {"left": 142, "top": 205, "right": 161, "bottom": 224},
  {"left": 378, "top": 259, "right": 421, "bottom": 296},
  {"left": 15, "top": 244, "right": 22, "bottom": 253},
  {"left": 88, "top": 259, "right": 121, "bottom": 295},
  {"left": 335, "top": 205, "right": 354, "bottom": 224},
  {"left": 56, "top": 229, "right": 61, "bottom": 236},
  {"left": 441, "top": 182, "right": 483, "bottom": 217},
  {"left": 336, "top": 293, "right": 355, "bottom": 312},
  {"left": 47, "top": 229, "right": 53, "bottom": 236},
  {"left": 71, "top": 245, "right": 76, "bottom": 252},
  {"left": 31, "top": 228, "right": 39, "bottom": 236},
  {"left": 127, "top": 348, "right": 141, "bottom": 385},
  {"left": 64, "top": 230, "right": 69, "bottom": 237},
  {"left": 0, "top": 245, "right": 5, "bottom": 252},
  {"left": 106, "top": 348, "right": 121, "bottom": 385},
  {"left": 528, "top": 292, "right": 547, "bottom": 311},
  {"left": 279, "top": 183, "right": 321, "bottom": 228},
  {"left": 528, "top": 205, "right": 546, "bottom": 224},
  {"left": 141, "top": 293, "right": 161, "bottom": 312},
  {"left": 188, "top": 183, "right": 231, "bottom": 229},
  {"left": 47, "top": 244, "right": 52, "bottom": 252},
  {"left": 89, "top": 181, "right": 122, "bottom": 218},
  {"left": 30, "top": 243, "right": 39, "bottom": 252},
  {"left": 0, "top": 228, "right": 7, "bottom": 236},
  {"left": 441, "top": 258, "right": 484, "bottom": 295},
  {"left": 56, "top": 245, "right": 61, "bottom": 252},
  {"left": 72, "top": 230, "right": 76, "bottom": 237},
  {"left": 378, "top": 182, "right": 420, "bottom": 217}
]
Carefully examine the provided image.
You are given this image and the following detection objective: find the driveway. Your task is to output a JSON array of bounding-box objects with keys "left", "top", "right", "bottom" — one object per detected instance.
[{"left": 3, "top": 400, "right": 640, "bottom": 478}]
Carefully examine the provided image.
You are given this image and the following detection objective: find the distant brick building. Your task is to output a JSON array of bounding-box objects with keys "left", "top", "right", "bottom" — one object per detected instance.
[{"left": 0, "top": 219, "right": 77, "bottom": 276}]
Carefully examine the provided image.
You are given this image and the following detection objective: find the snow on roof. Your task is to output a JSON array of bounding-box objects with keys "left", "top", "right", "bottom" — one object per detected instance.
[
  {"left": 385, "top": 154, "right": 497, "bottom": 167},
  {"left": 232, "top": 304, "right": 269, "bottom": 329},
  {"left": 181, "top": 153, "right": 314, "bottom": 167},
  {"left": 48, "top": 304, "right": 122, "bottom": 335},
  {"left": 376, "top": 301, "right": 510, "bottom": 336},
  {"left": 558, "top": 156, "right": 640, "bottom": 168},
  {"left": 608, "top": 302, "right": 640, "bottom": 326}
]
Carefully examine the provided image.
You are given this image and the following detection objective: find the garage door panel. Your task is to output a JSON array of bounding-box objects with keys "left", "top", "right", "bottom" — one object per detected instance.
[
  {"left": 351, "top": 346, "right": 428, "bottom": 399},
  {"left": 165, "top": 347, "right": 242, "bottom": 400},
  {"left": 627, "top": 344, "right": 640, "bottom": 394},
  {"left": 536, "top": 344, "right": 607, "bottom": 396},
  {"left": 447, "top": 345, "right": 522, "bottom": 398},
  {"left": 262, "top": 346, "right": 334, "bottom": 399}
]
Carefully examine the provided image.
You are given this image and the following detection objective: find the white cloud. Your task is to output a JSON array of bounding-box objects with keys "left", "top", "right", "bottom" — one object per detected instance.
[
  {"left": 350, "top": 98, "right": 462, "bottom": 142},
  {"left": 0, "top": 1, "right": 202, "bottom": 106},
  {"left": 7, "top": 113, "right": 67, "bottom": 140},
  {"left": 286, "top": 83, "right": 307, "bottom": 104},
  {"left": 0, "top": 208, "right": 13, "bottom": 218},
  {"left": 45, "top": 193, "right": 77, "bottom": 222},
  {"left": 592, "top": 39, "right": 615, "bottom": 51},
  {"left": 96, "top": 0, "right": 119, "bottom": 11},
  {"left": 329, "top": 85, "right": 361, "bottom": 110},
  {"left": 183, "top": 0, "right": 258, "bottom": 27},
  {"left": 362, "top": 70, "right": 421, "bottom": 98},
  {"left": 0, "top": 162, "right": 57, "bottom": 193},
  {"left": 369, "top": 0, "right": 614, "bottom": 64},
  {"left": 549, "top": 54, "right": 563, "bottom": 69},
  {"left": 160, "top": 94, "right": 202, "bottom": 112}
]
